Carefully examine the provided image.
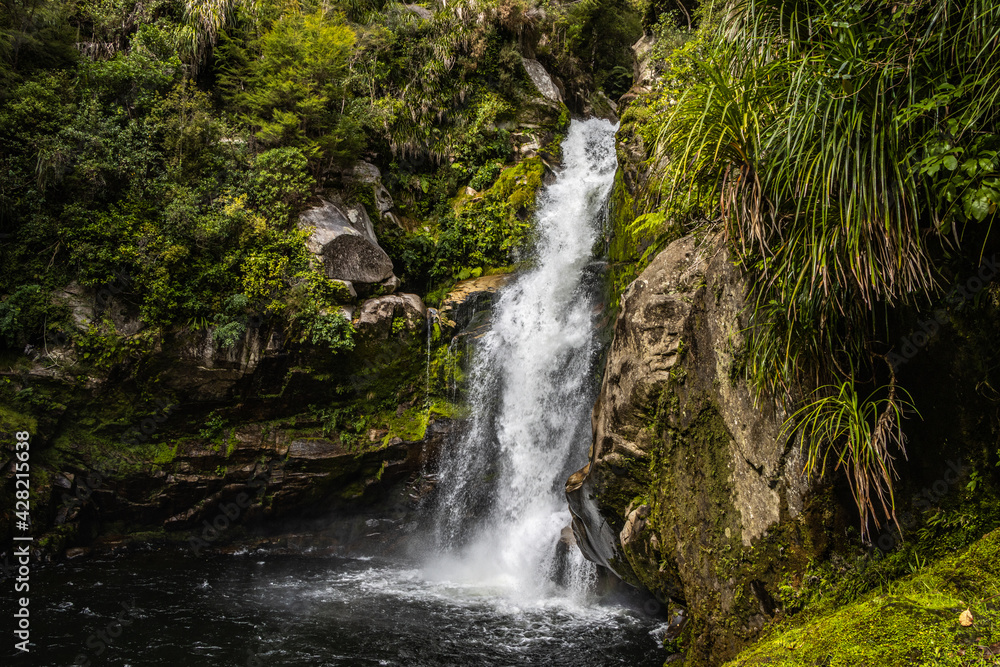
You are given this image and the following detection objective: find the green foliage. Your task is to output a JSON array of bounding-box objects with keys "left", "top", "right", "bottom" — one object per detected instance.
[
  {"left": 469, "top": 160, "right": 505, "bottom": 191},
  {"left": 782, "top": 378, "right": 918, "bottom": 542},
  {"left": 433, "top": 158, "right": 543, "bottom": 280},
  {"left": 199, "top": 411, "right": 227, "bottom": 440},
  {"left": 247, "top": 147, "right": 316, "bottom": 221},
  {"left": 230, "top": 9, "right": 360, "bottom": 167},
  {"left": 310, "top": 311, "right": 355, "bottom": 353},
  {"left": 560, "top": 0, "right": 642, "bottom": 98},
  {"left": 655, "top": 0, "right": 1000, "bottom": 330},
  {"left": 0, "top": 0, "right": 78, "bottom": 80},
  {"left": 632, "top": 0, "right": 1000, "bottom": 528},
  {"left": 0, "top": 285, "right": 45, "bottom": 347},
  {"left": 149, "top": 81, "right": 225, "bottom": 184},
  {"left": 181, "top": 0, "right": 258, "bottom": 70},
  {"left": 0, "top": 0, "right": 632, "bottom": 358}
]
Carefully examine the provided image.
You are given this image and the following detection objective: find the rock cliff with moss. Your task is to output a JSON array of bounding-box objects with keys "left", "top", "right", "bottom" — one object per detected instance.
[{"left": 566, "top": 1, "right": 1000, "bottom": 664}]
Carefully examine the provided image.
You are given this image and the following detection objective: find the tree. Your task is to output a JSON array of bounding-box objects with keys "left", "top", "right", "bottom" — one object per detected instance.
[{"left": 237, "top": 9, "right": 360, "bottom": 169}]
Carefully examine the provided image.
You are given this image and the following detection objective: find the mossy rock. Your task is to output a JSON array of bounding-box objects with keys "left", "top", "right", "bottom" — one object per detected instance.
[{"left": 728, "top": 527, "right": 1000, "bottom": 666}]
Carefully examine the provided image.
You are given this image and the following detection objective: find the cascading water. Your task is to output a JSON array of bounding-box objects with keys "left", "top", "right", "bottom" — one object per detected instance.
[
  {"left": 429, "top": 118, "right": 619, "bottom": 597},
  {"left": 27, "top": 119, "right": 669, "bottom": 666}
]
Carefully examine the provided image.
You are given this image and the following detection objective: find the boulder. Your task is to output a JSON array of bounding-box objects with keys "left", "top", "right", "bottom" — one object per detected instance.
[
  {"left": 404, "top": 3, "right": 432, "bottom": 20},
  {"left": 586, "top": 90, "right": 619, "bottom": 123},
  {"left": 299, "top": 199, "right": 395, "bottom": 286},
  {"left": 356, "top": 293, "right": 427, "bottom": 339},
  {"left": 380, "top": 274, "right": 401, "bottom": 294},
  {"left": 632, "top": 33, "right": 657, "bottom": 90},
  {"left": 344, "top": 160, "right": 395, "bottom": 215},
  {"left": 51, "top": 282, "right": 93, "bottom": 329},
  {"left": 439, "top": 273, "right": 511, "bottom": 332}
]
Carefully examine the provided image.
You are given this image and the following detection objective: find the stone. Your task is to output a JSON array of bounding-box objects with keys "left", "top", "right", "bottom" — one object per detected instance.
[
  {"left": 345, "top": 160, "right": 395, "bottom": 215},
  {"left": 380, "top": 274, "right": 401, "bottom": 294},
  {"left": 162, "top": 323, "right": 280, "bottom": 401},
  {"left": 588, "top": 91, "right": 619, "bottom": 123},
  {"left": 439, "top": 273, "right": 510, "bottom": 331},
  {"left": 348, "top": 160, "right": 381, "bottom": 184},
  {"left": 374, "top": 185, "right": 394, "bottom": 214},
  {"left": 404, "top": 3, "right": 432, "bottom": 20},
  {"left": 299, "top": 199, "right": 395, "bottom": 285},
  {"left": 566, "top": 233, "right": 820, "bottom": 663},
  {"left": 332, "top": 279, "right": 357, "bottom": 299},
  {"left": 632, "top": 34, "right": 657, "bottom": 89},
  {"left": 356, "top": 293, "right": 427, "bottom": 338},
  {"left": 51, "top": 282, "right": 93, "bottom": 329},
  {"left": 521, "top": 57, "right": 562, "bottom": 102}
]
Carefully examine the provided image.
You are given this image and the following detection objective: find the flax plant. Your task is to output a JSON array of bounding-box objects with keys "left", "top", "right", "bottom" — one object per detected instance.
[{"left": 780, "top": 377, "right": 918, "bottom": 543}]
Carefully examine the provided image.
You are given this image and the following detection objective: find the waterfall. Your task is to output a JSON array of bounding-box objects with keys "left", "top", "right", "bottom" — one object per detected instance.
[{"left": 428, "top": 118, "right": 619, "bottom": 598}]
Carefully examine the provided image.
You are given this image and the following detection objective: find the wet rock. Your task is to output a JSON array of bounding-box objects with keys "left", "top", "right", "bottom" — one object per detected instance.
[
  {"left": 162, "top": 325, "right": 280, "bottom": 401},
  {"left": 585, "top": 91, "right": 619, "bottom": 123},
  {"left": 439, "top": 274, "right": 511, "bottom": 332},
  {"left": 552, "top": 525, "right": 578, "bottom": 587}
]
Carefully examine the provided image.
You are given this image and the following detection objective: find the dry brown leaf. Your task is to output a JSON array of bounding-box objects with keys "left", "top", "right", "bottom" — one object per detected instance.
[{"left": 959, "top": 609, "right": 974, "bottom": 627}]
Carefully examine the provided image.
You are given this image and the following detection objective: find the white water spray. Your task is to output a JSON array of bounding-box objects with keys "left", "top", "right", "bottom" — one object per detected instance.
[{"left": 428, "top": 118, "right": 618, "bottom": 598}]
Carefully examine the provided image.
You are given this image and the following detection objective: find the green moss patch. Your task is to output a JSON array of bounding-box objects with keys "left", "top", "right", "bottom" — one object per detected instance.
[{"left": 729, "top": 528, "right": 1000, "bottom": 666}]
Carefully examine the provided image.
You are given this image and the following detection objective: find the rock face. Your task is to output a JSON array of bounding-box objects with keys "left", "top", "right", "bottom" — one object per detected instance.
[
  {"left": 299, "top": 199, "right": 395, "bottom": 286},
  {"left": 162, "top": 325, "right": 284, "bottom": 401},
  {"left": 356, "top": 293, "right": 427, "bottom": 339},
  {"left": 344, "top": 160, "right": 395, "bottom": 217},
  {"left": 631, "top": 34, "right": 657, "bottom": 90},
  {"left": 567, "top": 234, "right": 833, "bottom": 664},
  {"left": 439, "top": 273, "right": 511, "bottom": 332},
  {"left": 58, "top": 418, "right": 451, "bottom": 559}
]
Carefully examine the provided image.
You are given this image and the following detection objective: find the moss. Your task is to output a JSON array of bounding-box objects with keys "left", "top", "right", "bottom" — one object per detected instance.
[
  {"left": 0, "top": 402, "right": 37, "bottom": 435},
  {"left": 429, "top": 398, "right": 465, "bottom": 420},
  {"left": 37, "top": 523, "right": 78, "bottom": 553},
  {"left": 603, "top": 169, "right": 665, "bottom": 319},
  {"left": 728, "top": 528, "right": 1000, "bottom": 666},
  {"left": 609, "top": 373, "right": 839, "bottom": 664},
  {"left": 338, "top": 479, "right": 367, "bottom": 501},
  {"left": 383, "top": 406, "right": 430, "bottom": 443},
  {"left": 489, "top": 157, "right": 547, "bottom": 214}
]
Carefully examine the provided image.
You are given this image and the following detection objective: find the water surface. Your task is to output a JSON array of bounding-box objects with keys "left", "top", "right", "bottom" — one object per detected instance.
[{"left": 13, "top": 551, "right": 667, "bottom": 666}]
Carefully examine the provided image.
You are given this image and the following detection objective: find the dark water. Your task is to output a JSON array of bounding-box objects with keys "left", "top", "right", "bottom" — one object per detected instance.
[{"left": 6, "top": 551, "right": 668, "bottom": 666}]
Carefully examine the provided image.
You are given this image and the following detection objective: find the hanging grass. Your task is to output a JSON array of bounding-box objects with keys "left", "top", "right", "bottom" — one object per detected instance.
[
  {"left": 642, "top": 0, "right": 1000, "bottom": 534},
  {"left": 781, "top": 375, "right": 919, "bottom": 543}
]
